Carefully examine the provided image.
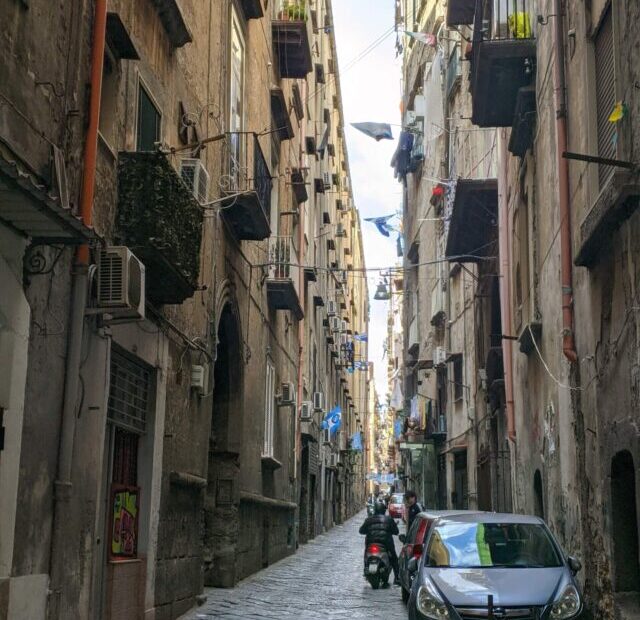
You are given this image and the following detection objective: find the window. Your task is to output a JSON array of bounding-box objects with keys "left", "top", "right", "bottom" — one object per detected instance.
[
  {"left": 263, "top": 359, "right": 276, "bottom": 457},
  {"left": 136, "top": 82, "right": 160, "bottom": 152},
  {"left": 452, "top": 354, "right": 463, "bottom": 402},
  {"left": 229, "top": 7, "right": 245, "bottom": 133},
  {"left": 594, "top": 5, "right": 616, "bottom": 188},
  {"left": 108, "top": 348, "right": 152, "bottom": 433}
]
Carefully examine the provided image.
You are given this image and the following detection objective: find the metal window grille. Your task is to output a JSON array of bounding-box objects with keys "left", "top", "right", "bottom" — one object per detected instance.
[
  {"left": 594, "top": 5, "right": 615, "bottom": 188},
  {"left": 112, "top": 427, "right": 139, "bottom": 486},
  {"left": 108, "top": 349, "right": 151, "bottom": 434}
]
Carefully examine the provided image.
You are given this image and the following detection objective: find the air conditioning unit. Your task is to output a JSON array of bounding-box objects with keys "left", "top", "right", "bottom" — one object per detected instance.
[
  {"left": 330, "top": 316, "right": 341, "bottom": 332},
  {"left": 97, "top": 247, "right": 145, "bottom": 321},
  {"left": 340, "top": 333, "right": 348, "bottom": 345},
  {"left": 336, "top": 223, "right": 347, "bottom": 238},
  {"left": 434, "top": 346, "right": 448, "bottom": 367},
  {"left": 341, "top": 319, "right": 348, "bottom": 332},
  {"left": 323, "top": 172, "right": 331, "bottom": 190},
  {"left": 330, "top": 453, "right": 339, "bottom": 467},
  {"left": 180, "top": 158, "right": 210, "bottom": 204},
  {"left": 323, "top": 428, "right": 331, "bottom": 444},
  {"left": 327, "top": 300, "right": 337, "bottom": 317},
  {"left": 280, "top": 382, "right": 296, "bottom": 405},
  {"left": 313, "top": 391, "right": 324, "bottom": 411},
  {"left": 300, "top": 401, "right": 313, "bottom": 420}
]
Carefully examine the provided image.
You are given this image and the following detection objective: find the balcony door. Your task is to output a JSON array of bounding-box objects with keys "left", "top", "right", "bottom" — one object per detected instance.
[{"left": 229, "top": 6, "right": 245, "bottom": 187}]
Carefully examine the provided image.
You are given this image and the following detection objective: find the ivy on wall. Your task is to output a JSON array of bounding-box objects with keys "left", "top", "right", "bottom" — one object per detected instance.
[{"left": 116, "top": 152, "right": 203, "bottom": 292}]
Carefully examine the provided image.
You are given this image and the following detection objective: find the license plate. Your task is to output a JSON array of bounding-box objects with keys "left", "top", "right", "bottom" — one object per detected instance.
[{"left": 368, "top": 563, "right": 378, "bottom": 574}]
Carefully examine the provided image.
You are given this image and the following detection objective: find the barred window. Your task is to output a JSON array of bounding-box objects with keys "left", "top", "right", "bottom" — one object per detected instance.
[{"left": 108, "top": 348, "right": 152, "bottom": 434}]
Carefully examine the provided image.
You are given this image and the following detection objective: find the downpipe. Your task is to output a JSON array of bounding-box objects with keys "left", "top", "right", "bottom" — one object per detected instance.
[
  {"left": 497, "top": 130, "right": 516, "bottom": 443},
  {"left": 48, "top": 0, "right": 107, "bottom": 616},
  {"left": 553, "top": 0, "right": 578, "bottom": 364}
]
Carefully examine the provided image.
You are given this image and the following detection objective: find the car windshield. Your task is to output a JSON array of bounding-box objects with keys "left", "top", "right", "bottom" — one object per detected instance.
[
  {"left": 391, "top": 494, "right": 404, "bottom": 504},
  {"left": 426, "top": 522, "right": 563, "bottom": 568}
]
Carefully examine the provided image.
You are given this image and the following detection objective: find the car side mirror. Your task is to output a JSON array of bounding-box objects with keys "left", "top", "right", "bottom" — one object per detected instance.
[
  {"left": 399, "top": 534, "right": 406, "bottom": 544},
  {"left": 407, "top": 557, "right": 418, "bottom": 574},
  {"left": 568, "top": 556, "right": 582, "bottom": 574}
]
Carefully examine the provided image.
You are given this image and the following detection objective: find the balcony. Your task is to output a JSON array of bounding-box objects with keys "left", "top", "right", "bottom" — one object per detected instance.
[
  {"left": 116, "top": 152, "right": 203, "bottom": 304},
  {"left": 446, "top": 0, "right": 475, "bottom": 26},
  {"left": 267, "top": 236, "right": 304, "bottom": 320},
  {"left": 219, "top": 133, "right": 272, "bottom": 241},
  {"left": 470, "top": 0, "right": 536, "bottom": 127},
  {"left": 445, "top": 178, "right": 498, "bottom": 262},
  {"left": 272, "top": 1, "right": 313, "bottom": 79},
  {"left": 239, "top": 0, "right": 264, "bottom": 19}
]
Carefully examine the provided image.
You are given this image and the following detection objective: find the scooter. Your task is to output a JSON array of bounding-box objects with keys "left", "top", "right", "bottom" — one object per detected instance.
[{"left": 364, "top": 543, "right": 391, "bottom": 589}]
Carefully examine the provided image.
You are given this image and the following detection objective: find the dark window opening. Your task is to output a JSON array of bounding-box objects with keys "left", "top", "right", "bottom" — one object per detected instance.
[
  {"left": 533, "top": 469, "right": 544, "bottom": 519},
  {"left": 136, "top": 84, "right": 161, "bottom": 152},
  {"left": 611, "top": 450, "right": 640, "bottom": 592},
  {"left": 452, "top": 354, "right": 463, "bottom": 402},
  {"left": 112, "top": 427, "right": 139, "bottom": 486}
]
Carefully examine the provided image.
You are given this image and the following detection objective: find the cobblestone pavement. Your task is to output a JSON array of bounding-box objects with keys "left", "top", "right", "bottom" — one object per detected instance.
[{"left": 181, "top": 511, "right": 407, "bottom": 620}]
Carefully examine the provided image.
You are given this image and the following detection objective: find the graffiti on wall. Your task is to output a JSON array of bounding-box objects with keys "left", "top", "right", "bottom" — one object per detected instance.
[{"left": 110, "top": 485, "right": 140, "bottom": 558}]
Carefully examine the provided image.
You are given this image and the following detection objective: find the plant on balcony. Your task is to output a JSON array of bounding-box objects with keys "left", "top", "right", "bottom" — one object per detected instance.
[
  {"left": 116, "top": 152, "right": 203, "bottom": 292},
  {"left": 278, "top": 0, "right": 307, "bottom": 21}
]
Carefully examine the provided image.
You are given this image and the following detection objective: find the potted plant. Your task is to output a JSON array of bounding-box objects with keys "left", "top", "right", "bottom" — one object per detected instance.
[{"left": 279, "top": 0, "right": 307, "bottom": 21}]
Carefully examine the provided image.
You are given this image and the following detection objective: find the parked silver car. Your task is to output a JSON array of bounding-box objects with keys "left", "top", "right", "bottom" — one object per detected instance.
[{"left": 407, "top": 512, "right": 583, "bottom": 619}]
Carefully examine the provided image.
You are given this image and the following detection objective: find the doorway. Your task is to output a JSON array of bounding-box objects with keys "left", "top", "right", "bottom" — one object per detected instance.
[{"left": 204, "top": 303, "right": 243, "bottom": 587}]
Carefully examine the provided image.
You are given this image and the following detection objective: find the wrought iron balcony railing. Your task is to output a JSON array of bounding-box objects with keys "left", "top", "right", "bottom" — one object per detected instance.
[
  {"left": 266, "top": 235, "right": 304, "bottom": 319},
  {"left": 219, "top": 132, "right": 272, "bottom": 240}
]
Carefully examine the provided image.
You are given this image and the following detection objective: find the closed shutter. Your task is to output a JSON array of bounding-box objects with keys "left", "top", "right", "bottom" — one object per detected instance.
[{"left": 594, "top": 5, "right": 615, "bottom": 188}]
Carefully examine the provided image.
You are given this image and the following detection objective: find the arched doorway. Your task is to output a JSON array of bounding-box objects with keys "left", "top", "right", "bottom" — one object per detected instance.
[
  {"left": 203, "top": 303, "right": 243, "bottom": 587},
  {"left": 611, "top": 450, "right": 640, "bottom": 594}
]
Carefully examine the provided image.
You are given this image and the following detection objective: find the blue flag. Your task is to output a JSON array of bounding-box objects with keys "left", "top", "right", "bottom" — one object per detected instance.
[
  {"left": 321, "top": 406, "right": 342, "bottom": 435},
  {"left": 351, "top": 432, "right": 363, "bottom": 451},
  {"left": 351, "top": 122, "right": 394, "bottom": 141},
  {"left": 354, "top": 333, "right": 368, "bottom": 342},
  {"left": 364, "top": 215, "right": 394, "bottom": 237},
  {"left": 394, "top": 419, "right": 403, "bottom": 439}
]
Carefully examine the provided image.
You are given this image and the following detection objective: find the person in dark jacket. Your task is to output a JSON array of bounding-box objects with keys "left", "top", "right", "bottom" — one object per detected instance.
[
  {"left": 404, "top": 490, "right": 423, "bottom": 532},
  {"left": 359, "top": 501, "right": 400, "bottom": 584}
]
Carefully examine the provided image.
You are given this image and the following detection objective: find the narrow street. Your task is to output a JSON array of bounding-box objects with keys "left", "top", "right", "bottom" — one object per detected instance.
[{"left": 181, "top": 512, "right": 406, "bottom": 620}]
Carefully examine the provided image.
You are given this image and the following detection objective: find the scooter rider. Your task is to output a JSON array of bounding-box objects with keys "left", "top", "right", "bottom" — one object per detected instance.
[{"left": 359, "top": 500, "right": 400, "bottom": 585}]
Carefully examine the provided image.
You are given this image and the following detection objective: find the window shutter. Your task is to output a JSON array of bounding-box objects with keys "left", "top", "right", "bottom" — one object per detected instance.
[{"left": 594, "top": 5, "right": 615, "bottom": 188}]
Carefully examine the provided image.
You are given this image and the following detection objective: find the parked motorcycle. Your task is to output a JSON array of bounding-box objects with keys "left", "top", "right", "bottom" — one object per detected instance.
[{"left": 363, "top": 543, "right": 391, "bottom": 589}]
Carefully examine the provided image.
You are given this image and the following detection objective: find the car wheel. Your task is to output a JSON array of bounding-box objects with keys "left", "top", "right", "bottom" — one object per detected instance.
[{"left": 401, "top": 586, "right": 410, "bottom": 604}]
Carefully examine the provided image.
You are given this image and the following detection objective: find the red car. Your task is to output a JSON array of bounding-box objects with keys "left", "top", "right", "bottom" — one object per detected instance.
[{"left": 388, "top": 493, "right": 405, "bottom": 519}]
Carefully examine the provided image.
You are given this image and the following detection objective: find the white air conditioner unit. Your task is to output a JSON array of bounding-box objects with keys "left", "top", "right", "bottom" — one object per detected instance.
[
  {"left": 330, "top": 316, "right": 341, "bottom": 332},
  {"left": 323, "top": 428, "right": 331, "bottom": 444},
  {"left": 323, "top": 172, "right": 331, "bottom": 190},
  {"left": 327, "top": 300, "right": 337, "bottom": 317},
  {"left": 434, "top": 346, "right": 448, "bottom": 367},
  {"left": 180, "top": 158, "right": 210, "bottom": 204},
  {"left": 340, "top": 333, "right": 348, "bottom": 345},
  {"left": 280, "top": 382, "right": 296, "bottom": 405},
  {"left": 341, "top": 319, "right": 348, "bottom": 332},
  {"left": 300, "top": 401, "right": 313, "bottom": 420},
  {"left": 336, "top": 223, "right": 347, "bottom": 238},
  {"left": 313, "top": 391, "right": 324, "bottom": 411},
  {"left": 97, "top": 247, "right": 145, "bottom": 321}
]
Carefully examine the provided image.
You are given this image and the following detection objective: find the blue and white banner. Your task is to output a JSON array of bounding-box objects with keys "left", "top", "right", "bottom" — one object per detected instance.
[{"left": 321, "top": 406, "right": 342, "bottom": 435}]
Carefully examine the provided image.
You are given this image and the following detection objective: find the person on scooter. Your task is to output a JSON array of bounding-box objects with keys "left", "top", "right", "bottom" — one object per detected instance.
[{"left": 359, "top": 500, "right": 400, "bottom": 584}]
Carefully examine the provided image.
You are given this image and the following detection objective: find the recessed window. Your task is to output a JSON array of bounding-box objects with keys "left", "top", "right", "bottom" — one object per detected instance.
[
  {"left": 263, "top": 360, "right": 276, "bottom": 458},
  {"left": 136, "top": 83, "right": 160, "bottom": 152}
]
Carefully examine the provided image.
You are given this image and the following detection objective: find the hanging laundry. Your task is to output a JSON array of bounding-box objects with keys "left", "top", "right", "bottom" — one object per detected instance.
[
  {"left": 608, "top": 101, "right": 628, "bottom": 123},
  {"left": 404, "top": 31, "right": 437, "bottom": 47}
]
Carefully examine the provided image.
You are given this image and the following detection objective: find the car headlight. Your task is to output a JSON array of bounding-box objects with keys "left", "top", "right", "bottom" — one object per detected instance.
[
  {"left": 416, "top": 580, "right": 450, "bottom": 619},
  {"left": 550, "top": 584, "right": 581, "bottom": 619}
]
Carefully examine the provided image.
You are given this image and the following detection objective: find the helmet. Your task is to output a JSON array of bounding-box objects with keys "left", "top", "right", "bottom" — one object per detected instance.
[{"left": 374, "top": 500, "right": 386, "bottom": 515}]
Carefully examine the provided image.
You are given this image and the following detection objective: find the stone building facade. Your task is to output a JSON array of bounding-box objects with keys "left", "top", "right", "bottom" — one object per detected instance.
[
  {"left": 398, "top": 0, "right": 640, "bottom": 615},
  {"left": 0, "top": 0, "right": 368, "bottom": 618}
]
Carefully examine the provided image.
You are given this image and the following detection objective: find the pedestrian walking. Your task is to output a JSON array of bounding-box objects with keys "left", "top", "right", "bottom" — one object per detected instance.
[{"left": 404, "top": 490, "right": 423, "bottom": 532}]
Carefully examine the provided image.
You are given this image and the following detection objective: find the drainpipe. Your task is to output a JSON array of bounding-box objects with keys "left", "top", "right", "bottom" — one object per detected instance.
[
  {"left": 553, "top": 0, "right": 578, "bottom": 363},
  {"left": 497, "top": 130, "right": 516, "bottom": 443},
  {"left": 48, "top": 1, "right": 106, "bottom": 616}
]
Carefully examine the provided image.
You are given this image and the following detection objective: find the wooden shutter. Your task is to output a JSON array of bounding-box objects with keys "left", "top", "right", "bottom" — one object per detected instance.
[{"left": 594, "top": 5, "right": 615, "bottom": 188}]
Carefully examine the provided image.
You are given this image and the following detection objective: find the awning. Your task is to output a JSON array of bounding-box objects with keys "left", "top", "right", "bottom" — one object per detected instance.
[
  {"left": 445, "top": 178, "right": 498, "bottom": 262},
  {"left": 0, "top": 146, "right": 93, "bottom": 243}
]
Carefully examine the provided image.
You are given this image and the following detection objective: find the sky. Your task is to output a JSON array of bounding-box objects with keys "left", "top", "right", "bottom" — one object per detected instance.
[{"left": 332, "top": 1, "right": 402, "bottom": 400}]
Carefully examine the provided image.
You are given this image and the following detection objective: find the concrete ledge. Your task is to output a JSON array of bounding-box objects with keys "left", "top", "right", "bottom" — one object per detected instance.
[
  {"left": 239, "top": 491, "right": 297, "bottom": 510},
  {"left": 169, "top": 471, "right": 207, "bottom": 489}
]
